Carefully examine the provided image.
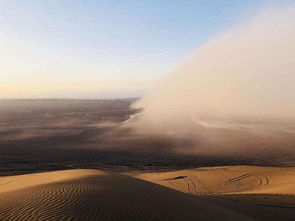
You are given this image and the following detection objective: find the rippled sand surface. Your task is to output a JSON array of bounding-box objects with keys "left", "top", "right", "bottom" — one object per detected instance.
[{"left": 0, "top": 169, "right": 251, "bottom": 221}]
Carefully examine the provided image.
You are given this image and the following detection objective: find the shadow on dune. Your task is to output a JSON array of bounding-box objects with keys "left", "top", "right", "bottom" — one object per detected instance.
[{"left": 1, "top": 170, "right": 295, "bottom": 221}]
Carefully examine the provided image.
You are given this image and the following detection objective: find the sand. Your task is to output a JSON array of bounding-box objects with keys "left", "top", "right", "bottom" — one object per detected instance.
[
  {"left": 132, "top": 165, "right": 295, "bottom": 207},
  {"left": 1, "top": 167, "right": 295, "bottom": 220},
  {"left": 0, "top": 169, "right": 251, "bottom": 221}
]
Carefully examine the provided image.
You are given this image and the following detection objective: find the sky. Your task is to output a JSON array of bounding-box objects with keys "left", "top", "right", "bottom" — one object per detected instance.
[{"left": 0, "top": 0, "right": 290, "bottom": 99}]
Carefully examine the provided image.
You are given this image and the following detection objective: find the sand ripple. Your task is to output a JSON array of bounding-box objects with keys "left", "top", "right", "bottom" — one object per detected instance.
[{"left": 0, "top": 169, "right": 252, "bottom": 221}]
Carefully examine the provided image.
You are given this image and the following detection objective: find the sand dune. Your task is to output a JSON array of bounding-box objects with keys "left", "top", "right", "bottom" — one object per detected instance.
[
  {"left": 0, "top": 169, "right": 252, "bottom": 221},
  {"left": 1, "top": 168, "right": 295, "bottom": 220},
  {"left": 133, "top": 166, "right": 295, "bottom": 207},
  {"left": 133, "top": 166, "right": 295, "bottom": 194}
]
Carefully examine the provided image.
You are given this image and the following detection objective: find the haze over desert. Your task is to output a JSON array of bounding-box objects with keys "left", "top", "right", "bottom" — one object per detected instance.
[{"left": 1, "top": 1, "right": 295, "bottom": 220}]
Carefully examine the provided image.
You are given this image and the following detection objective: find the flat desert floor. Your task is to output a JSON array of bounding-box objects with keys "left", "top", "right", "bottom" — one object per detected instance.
[
  {"left": 1, "top": 166, "right": 295, "bottom": 220},
  {"left": 1, "top": 99, "right": 294, "bottom": 176}
]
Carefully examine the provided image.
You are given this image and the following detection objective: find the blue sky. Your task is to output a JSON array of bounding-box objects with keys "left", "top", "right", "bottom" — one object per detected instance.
[{"left": 0, "top": 0, "right": 289, "bottom": 98}]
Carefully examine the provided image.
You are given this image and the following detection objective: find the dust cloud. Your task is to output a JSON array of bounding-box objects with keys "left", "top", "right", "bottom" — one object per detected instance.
[{"left": 130, "top": 6, "right": 295, "bottom": 156}]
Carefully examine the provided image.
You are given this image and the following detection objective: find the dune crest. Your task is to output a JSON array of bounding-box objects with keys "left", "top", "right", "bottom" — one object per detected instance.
[
  {"left": 1, "top": 168, "right": 295, "bottom": 220},
  {"left": 0, "top": 169, "right": 105, "bottom": 194},
  {"left": 0, "top": 169, "right": 253, "bottom": 221}
]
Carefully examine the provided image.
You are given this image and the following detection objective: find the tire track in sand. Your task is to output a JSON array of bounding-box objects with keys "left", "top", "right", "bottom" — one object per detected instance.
[{"left": 0, "top": 170, "right": 253, "bottom": 221}]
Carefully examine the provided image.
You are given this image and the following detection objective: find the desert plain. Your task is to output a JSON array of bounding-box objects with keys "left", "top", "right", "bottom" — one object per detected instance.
[{"left": 1, "top": 99, "right": 295, "bottom": 221}]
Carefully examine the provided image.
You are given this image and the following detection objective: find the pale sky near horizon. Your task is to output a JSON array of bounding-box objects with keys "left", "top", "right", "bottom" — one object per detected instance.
[{"left": 0, "top": 0, "right": 291, "bottom": 99}]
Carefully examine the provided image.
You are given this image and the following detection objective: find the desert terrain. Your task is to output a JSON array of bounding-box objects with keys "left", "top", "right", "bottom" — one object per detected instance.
[
  {"left": 1, "top": 99, "right": 295, "bottom": 220},
  {"left": 2, "top": 0, "right": 295, "bottom": 220},
  {"left": 1, "top": 167, "right": 295, "bottom": 220},
  {"left": 132, "top": 165, "right": 295, "bottom": 206},
  {"left": 0, "top": 99, "right": 293, "bottom": 176}
]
